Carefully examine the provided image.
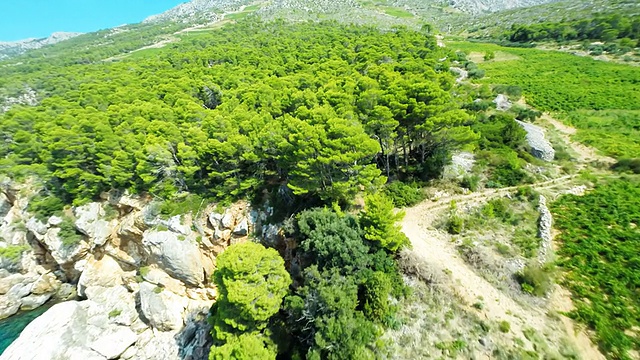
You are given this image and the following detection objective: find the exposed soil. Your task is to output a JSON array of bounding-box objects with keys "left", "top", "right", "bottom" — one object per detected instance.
[{"left": 400, "top": 121, "right": 608, "bottom": 358}]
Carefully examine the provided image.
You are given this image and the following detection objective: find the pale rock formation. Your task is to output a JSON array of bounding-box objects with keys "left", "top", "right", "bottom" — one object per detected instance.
[{"left": 516, "top": 120, "right": 555, "bottom": 161}]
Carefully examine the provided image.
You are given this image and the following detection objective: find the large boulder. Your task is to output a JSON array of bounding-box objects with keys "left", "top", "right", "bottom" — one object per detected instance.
[
  {"left": 0, "top": 294, "right": 20, "bottom": 319},
  {"left": 20, "top": 293, "right": 52, "bottom": 310},
  {"left": 0, "top": 301, "right": 137, "bottom": 360},
  {"left": 142, "top": 231, "right": 204, "bottom": 286},
  {"left": 516, "top": 120, "right": 555, "bottom": 161},
  {"left": 140, "top": 267, "right": 187, "bottom": 297},
  {"left": 77, "top": 255, "right": 125, "bottom": 298},
  {"left": 41, "top": 227, "right": 90, "bottom": 267},
  {"left": 138, "top": 282, "right": 186, "bottom": 332},
  {"left": 74, "top": 203, "right": 113, "bottom": 247},
  {"left": 26, "top": 218, "right": 48, "bottom": 240},
  {"left": 120, "top": 329, "right": 179, "bottom": 360}
]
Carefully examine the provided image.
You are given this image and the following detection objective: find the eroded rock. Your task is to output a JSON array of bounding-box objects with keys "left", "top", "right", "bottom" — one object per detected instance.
[
  {"left": 139, "top": 282, "right": 186, "bottom": 332},
  {"left": 516, "top": 120, "right": 555, "bottom": 161},
  {"left": 142, "top": 231, "right": 204, "bottom": 286}
]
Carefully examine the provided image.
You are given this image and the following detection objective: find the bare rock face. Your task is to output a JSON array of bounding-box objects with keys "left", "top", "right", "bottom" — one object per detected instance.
[
  {"left": 0, "top": 187, "right": 281, "bottom": 359},
  {"left": 138, "top": 282, "right": 187, "bottom": 332},
  {"left": 42, "top": 227, "right": 90, "bottom": 273},
  {"left": 443, "top": 151, "right": 476, "bottom": 179},
  {"left": 516, "top": 120, "right": 555, "bottom": 161},
  {"left": 74, "top": 203, "right": 114, "bottom": 248},
  {"left": 142, "top": 231, "right": 204, "bottom": 286},
  {"left": 77, "top": 255, "right": 126, "bottom": 298},
  {"left": 493, "top": 94, "right": 512, "bottom": 111}
]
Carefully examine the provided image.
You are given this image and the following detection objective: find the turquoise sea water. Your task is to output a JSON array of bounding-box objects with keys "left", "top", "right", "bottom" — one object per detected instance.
[
  {"left": 0, "top": 304, "right": 52, "bottom": 354},
  {"left": 0, "top": 0, "right": 185, "bottom": 41}
]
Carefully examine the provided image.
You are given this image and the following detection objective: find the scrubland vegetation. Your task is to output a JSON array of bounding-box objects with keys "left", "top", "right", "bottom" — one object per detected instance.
[
  {"left": 1, "top": 0, "right": 639, "bottom": 357},
  {"left": 552, "top": 178, "right": 640, "bottom": 359}
]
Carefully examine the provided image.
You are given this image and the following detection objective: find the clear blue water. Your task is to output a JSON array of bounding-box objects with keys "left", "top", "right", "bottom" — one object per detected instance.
[
  {"left": 0, "top": 304, "right": 52, "bottom": 354},
  {"left": 0, "top": 0, "right": 186, "bottom": 41}
]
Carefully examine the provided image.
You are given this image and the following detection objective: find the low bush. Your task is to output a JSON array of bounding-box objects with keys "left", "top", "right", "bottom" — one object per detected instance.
[
  {"left": 384, "top": 181, "right": 425, "bottom": 207},
  {"left": 0, "top": 245, "right": 29, "bottom": 263},
  {"left": 159, "top": 193, "right": 206, "bottom": 218},
  {"left": 516, "top": 262, "right": 555, "bottom": 296},
  {"left": 611, "top": 158, "right": 640, "bottom": 174},
  {"left": 27, "top": 194, "right": 65, "bottom": 221},
  {"left": 460, "top": 174, "right": 480, "bottom": 191},
  {"left": 499, "top": 320, "right": 511, "bottom": 333},
  {"left": 58, "top": 218, "right": 83, "bottom": 247}
]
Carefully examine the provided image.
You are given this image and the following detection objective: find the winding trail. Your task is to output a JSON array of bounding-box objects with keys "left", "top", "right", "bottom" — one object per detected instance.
[
  {"left": 542, "top": 114, "right": 616, "bottom": 165},
  {"left": 399, "top": 114, "right": 607, "bottom": 358}
]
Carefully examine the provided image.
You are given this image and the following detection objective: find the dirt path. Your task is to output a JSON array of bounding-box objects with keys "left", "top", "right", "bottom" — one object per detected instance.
[
  {"left": 542, "top": 114, "right": 616, "bottom": 165},
  {"left": 401, "top": 176, "right": 607, "bottom": 357},
  {"left": 400, "top": 176, "right": 577, "bottom": 347},
  {"left": 401, "top": 208, "right": 547, "bottom": 345},
  {"left": 400, "top": 123, "right": 608, "bottom": 357}
]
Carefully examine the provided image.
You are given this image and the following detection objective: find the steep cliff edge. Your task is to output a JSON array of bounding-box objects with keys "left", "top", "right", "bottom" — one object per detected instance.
[{"left": 0, "top": 179, "right": 284, "bottom": 359}]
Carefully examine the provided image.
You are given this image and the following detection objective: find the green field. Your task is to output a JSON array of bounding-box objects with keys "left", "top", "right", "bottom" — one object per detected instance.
[
  {"left": 561, "top": 110, "right": 640, "bottom": 159},
  {"left": 451, "top": 41, "right": 640, "bottom": 159},
  {"left": 552, "top": 178, "right": 640, "bottom": 359},
  {"left": 381, "top": 6, "right": 414, "bottom": 18}
]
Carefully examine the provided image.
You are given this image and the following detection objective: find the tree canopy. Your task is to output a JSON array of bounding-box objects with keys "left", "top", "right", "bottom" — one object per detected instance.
[{"left": 0, "top": 20, "right": 475, "bottom": 207}]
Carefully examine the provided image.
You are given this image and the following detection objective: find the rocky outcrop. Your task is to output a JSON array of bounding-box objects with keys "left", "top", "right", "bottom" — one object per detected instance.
[
  {"left": 443, "top": 152, "right": 475, "bottom": 179},
  {"left": 0, "top": 182, "right": 280, "bottom": 359},
  {"left": 74, "top": 203, "right": 115, "bottom": 248},
  {"left": 493, "top": 94, "right": 512, "bottom": 111},
  {"left": 516, "top": 120, "right": 555, "bottom": 161},
  {"left": 0, "top": 33, "right": 81, "bottom": 61},
  {"left": 139, "top": 282, "right": 187, "bottom": 331},
  {"left": 0, "top": 272, "right": 60, "bottom": 319},
  {"left": 142, "top": 231, "right": 204, "bottom": 286},
  {"left": 450, "top": 67, "right": 468, "bottom": 83},
  {"left": 0, "top": 87, "right": 38, "bottom": 113}
]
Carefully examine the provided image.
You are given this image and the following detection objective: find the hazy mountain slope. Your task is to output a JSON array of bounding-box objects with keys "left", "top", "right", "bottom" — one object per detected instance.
[
  {"left": 0, "top": 32, "right": 82, "bottom": 60},
  {"left": 144, "top": 0, "right": 252, "bottom": 23},
  {"left": 447, "top": 0, "right": 560, "bottom": 14},
  {"left": 462, "top": 0, "right": 640, "bottom": 35}
]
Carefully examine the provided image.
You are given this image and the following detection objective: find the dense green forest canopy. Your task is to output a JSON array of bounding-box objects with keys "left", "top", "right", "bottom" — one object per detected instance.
[
  {"left": 0, "top": 21, "right": 481, "bottom": 208},
  {"left": 505, "top": 13, "right": 640, "bottom": 44}
]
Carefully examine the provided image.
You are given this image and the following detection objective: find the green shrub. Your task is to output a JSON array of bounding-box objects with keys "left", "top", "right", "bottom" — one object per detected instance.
[
  {"left": 27, "top": 194, "right": 65, "bottom": 221},
  {"left": 108, "top": 309, "right": 122, "bottom": 318},
  {"left": 495, "top": 243, "right": 512, "bottom": 256},
  {"left": 516, "top": 262, "right": 555, "bottom": 296},
  {"left": 499, "top": 320, "right": 511, "bottom": 333},
  {"left": 139, "top": 266, "right": 150, "bottom": 277},
  {"left": 515, "top": 186, "right": 539, "bottom": 202},
  {"left": 493, "top": 84, "right": 522, "bottom": 99},
  {"left": 58, "top": 218, "right": 83, "bottom": 247},
  {"left": 384, "top": 181, "right": 425, "bottom": 207},
  {"left": 611, "top": 158, "right": 640, "bottom": 174},
  {"left": 159, "top": 194, "right": 206, "bottom": 218},
  {"left": 460, "top": 175, "right": 480, "bottom": 191},
  {"left": 447, "top": 214, "right": 464, "bottom": 235},
  {"left": 469, "top": 68, "right": 486, "bottom": 79},
  {"left": 484, "top": 51, "right": 495, "bottom": 61},
  {"left": 551, "top": 180, "right": 640, "bottom": 357},
  {"left": 103, "top": 204, "right": 119, "bottom": 220},
  {"left": 0, "top": 245, "right": 29, "bottom": 263}
]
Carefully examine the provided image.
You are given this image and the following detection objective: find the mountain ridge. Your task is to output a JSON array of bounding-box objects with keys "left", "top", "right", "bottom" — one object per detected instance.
[{"left": 0, "top": 32, "right": 82, "bottom": 60}]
